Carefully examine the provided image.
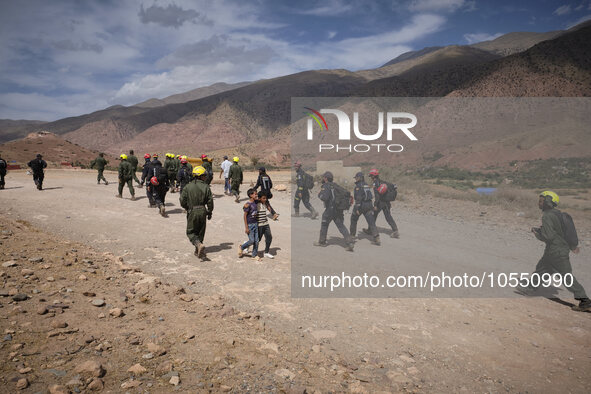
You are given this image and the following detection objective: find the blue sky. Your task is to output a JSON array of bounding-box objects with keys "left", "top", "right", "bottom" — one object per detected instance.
[{"left": 0, "top": 0, "right": 590, "bottom": 121}]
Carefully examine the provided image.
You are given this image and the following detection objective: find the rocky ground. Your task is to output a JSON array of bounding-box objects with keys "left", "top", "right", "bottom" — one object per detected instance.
[{"left": 0, "top": 216, "right": 388, "bottom": 393}]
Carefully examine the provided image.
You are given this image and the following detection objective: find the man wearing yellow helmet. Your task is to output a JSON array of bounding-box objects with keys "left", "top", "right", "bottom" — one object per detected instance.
[
  {"left": 164, "top": 153, "right": 179, "bottom": 193},
  {"left": 180, "top": 166, "right": 214, "bottom": 259},
  {"left": 524, "top": 191, "right": 590, "bottom": 311},
  {"left": 116, "top": 154, "right": 135, "bottom": 200},
  {"left": 228, "top": 156, "right": 243, "bottom": 203}
]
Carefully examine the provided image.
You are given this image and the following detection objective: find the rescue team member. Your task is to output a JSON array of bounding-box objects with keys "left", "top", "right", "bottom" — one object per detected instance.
[
  {"left": 177, "top": 157, "right": 192, "bottom": 192},
  {"left": 116, "top": 154, "right": 135, "bottom": 200},
  {"left": 0, "top": 153, "right": 8, "bottom": 190},
  {"left": 164, "top": 153, "right": 179, "bottom": 193},
  {"left": 350, "top": 172, "right": 380, "bottom": 245},
  {"left": 180, "top": 166, "right": 213, "bottom": 259},
  {"left": 219, "top": 155, "right": 232, "bottom": 195},
  {"left": 140, "top": 154, "right": 157, "bottom": 207},
  {"left": 201, "top": 154, "right": 213, "bottom": 185},
  {"left": 254, "top": 167, "right": 279, "bottom": 220},
  {"left": 27, "top": 154, "right": 47, "bottom": 190},
  {"left": 238, "top": 188, "right": 260, "bottom": 259},
  {"left": 523, "top": 191, "right": 590, "bottom": 312},
  {"left": 128, "top": 150, "right": 141, "bottom": 187},
  {"left": 293, "top": 161, "right": 318, "bottom": 219},
  {"left": 314, "top": 171, "right": 354, "bottom": 252},
  {"left": 90, "top": 153, "right": 109, "bottom": 185},
  {"left": 228, "top": 156, "right": 243, "bottom": 203},
  {"left": 367, "top": 169, "right": 399, "bottom": 238},
  {"left": 148, "top": 157, "right": 169, "bottom": 217}
]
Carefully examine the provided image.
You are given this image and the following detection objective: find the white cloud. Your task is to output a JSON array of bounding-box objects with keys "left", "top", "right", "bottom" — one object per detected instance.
[
  {"left": 328, "top": 31, "right": 337, "bottom": 39},
  {"left": 553, "top": 5, "right": 572, "bottom": 15},
  {"left": 296, "top": 0, "right": 354, "bottom": 16},
  {"left": 408, "top": 0, "right": 467, "bottom": 12},
  {"left": 463, "top": 32, "right": 503, "bottom": 44}
]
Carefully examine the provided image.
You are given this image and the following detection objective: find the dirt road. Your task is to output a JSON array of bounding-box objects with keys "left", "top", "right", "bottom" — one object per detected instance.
[{"left": 1, "top": 169, "right": 590, "bottom": 392}]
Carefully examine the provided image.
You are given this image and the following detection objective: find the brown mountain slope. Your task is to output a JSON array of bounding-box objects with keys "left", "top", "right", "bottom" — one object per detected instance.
[
  {"left": 0, "top": 131, "right": 112, "bottom": 166},
  {"left": 470, "top": 30, "right": 562, "bottom": 56},
  {"left": 135, "top": 81, "right": 252, "bottom": 108},
  {"left": 0, "top": 119, "right": 48, "bottom": 143}
]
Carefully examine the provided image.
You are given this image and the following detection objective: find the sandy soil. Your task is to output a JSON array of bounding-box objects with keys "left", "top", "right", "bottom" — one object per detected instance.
[{"left": 1, "top": 169, "right": 590, "bottom": 393}]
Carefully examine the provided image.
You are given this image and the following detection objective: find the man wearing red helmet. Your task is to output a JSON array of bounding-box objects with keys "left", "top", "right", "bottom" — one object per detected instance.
[
  {"left": 367, "top": 169, "right": 399, "bottom": 238},
  {"left": 177, "top": 157, "right": 192, "bottom": 192}
]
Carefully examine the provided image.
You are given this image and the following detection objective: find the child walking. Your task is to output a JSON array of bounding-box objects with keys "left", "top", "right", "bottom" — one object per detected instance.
[
  {"left": 257, "top": 191, "right": 274, "bottom": 259},
  {"left": 238, "top": 188, "right": 260, "bottom": 260}
]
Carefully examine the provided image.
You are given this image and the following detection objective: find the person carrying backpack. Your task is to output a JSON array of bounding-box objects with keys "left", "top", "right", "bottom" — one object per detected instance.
[
  {"left": 367, "top": 169, "right": 399, "bottom": 238},
  {"left": 314, "top": 171, "right": 354, "bottom": 252},
  {"left": 254, "top": 167, "right": 279, "bottom": 220},
  {"left": 520, "top": 191, "right": 590, "bottom": 312},
  {"left": 116, "top": 154, "right": 135, "bottom": 200},
  {"left": 90, "top": 153, "right": 109, "bottom": 185},
  {"left": 201, "top": 154, "right": 214, "bottom": 185},
  {"left": 140, "top": 154, "right": 157, "bottom": 207},
  {"left": 177, "top": 157, "right": 192, "bottom": 192},
  {"left": 293, "top": 161, "right": 318, "bottom": 219},
  {"left": 27, "top": 154, "right": 47, "bottom": 191},
  {"left": 350, "top": 172, "right": 380, "bottom": 246},
  {"left": 228, "top": 156, "right": 243, "bottom": 203},
  {"left": 180, "top": 166, "right": 214, "bottom": 259},
  {"left": 0, "top": 153, "right": 7, "bottom": 190},
  {"left": 149, "top": 158, "right": 170, "bottom": 217}
]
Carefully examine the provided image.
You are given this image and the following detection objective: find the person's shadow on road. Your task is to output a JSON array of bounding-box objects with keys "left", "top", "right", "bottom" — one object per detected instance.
[
  {"left": 166, "top": 208, "right": 184, "bottom": 215},
  {"left": 0, "top": 186, "right": 24, "bottom": 190},
  {"left": 41, "top": 187, "right": 63, "bottom": 191},
  {"left": 205, "top": 242, "right": 233, "bottom": 253}
]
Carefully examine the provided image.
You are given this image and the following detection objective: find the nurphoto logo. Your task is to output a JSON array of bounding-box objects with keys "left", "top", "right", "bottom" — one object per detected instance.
[{"left": 304, "top": 107, "right": 418, "bottom": 153}]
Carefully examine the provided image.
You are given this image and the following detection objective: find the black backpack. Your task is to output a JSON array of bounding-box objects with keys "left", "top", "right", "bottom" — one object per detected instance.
[
  {"left": 303, "top": 172, "right": 314, "bottom": 190},
  {"left": 332, "top": 183, "right": 352, "bottom": 211},
  {"left": 380, "top": 182, "right": 398, "bottom": 202},
  {"left": 153, "top": 166, "right": 168, "bottom": 185},
  {"left": 552, "top": 209, "right": 579, "bottom": 250}
]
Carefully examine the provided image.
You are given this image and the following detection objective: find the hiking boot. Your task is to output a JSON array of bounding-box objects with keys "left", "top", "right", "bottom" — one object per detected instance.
[
  {"left": 105, "top": 181, "right": 109, "bottom": 185},
  {"left": 390, "top": 231, "right": 399, "bottom": 239},
  {"left": 115, "top": 194, "right": 122, "bottom": 198},
  {"left": 237, "top": 245, "right": 243, "bottom": 257},
  {"left": 234, "top": 195, "right": 240, "bottom": 203},
  {"left": 313, "top": 241, "right": 328, "bottom": 247},
  {"left": 311, "top": 210, "right": 318, "bottom": 220},
  {"left": 572, "top": 298, "right": 591, "bottom": 312},
  {"left": 372, "top": 237, "right": 381, "bottom": 246},
  {"left": 293, "top": 211, "right": 300, "bottom": 217},
  {"left": 159, "top": 205, "right": 167, "bottom": 217},
  {"left": 345, "top": 243, "right": 354, "bottom": 252},
  {"left": 131, "top": 195, "right": 136, "bottom": 201}
]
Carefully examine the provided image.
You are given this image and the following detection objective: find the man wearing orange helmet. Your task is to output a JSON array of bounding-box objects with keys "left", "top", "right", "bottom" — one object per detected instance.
[{"left": 367, "top": 169, "right": 399, "bottom": 238}]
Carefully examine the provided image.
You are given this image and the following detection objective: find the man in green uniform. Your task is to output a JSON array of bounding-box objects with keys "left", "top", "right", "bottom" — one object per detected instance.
[
  {"left": 164, "top": 153, "right": 179, "bottom": 193},
  {"left": 180, "top": 166, "right": 214, "bottom": 259},
  {"left": 524, "top": 191, "right": 590, "bottom": 312},
  {"left": 116, "top": 154, "right": 135, "bottom": 200},
  {"left": 90, "top": 153, "right": 109, "bottom": 185},
  {"left": 228, "top": 156, "right": 243, "bottom": 203},
  {"left": 201, "top": 154, "right": 213, "bottom": 185},
  {"left": 127, "top": 150, "right": 141, "bottom": 187}
]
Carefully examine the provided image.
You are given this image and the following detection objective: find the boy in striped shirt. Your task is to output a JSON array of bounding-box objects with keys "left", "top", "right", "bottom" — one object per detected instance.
[{"left": 257, "top": 191, "right": 274, "bottom": 259}]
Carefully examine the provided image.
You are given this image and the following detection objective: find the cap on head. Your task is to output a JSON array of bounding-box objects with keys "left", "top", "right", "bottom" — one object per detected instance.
[
  {"left": 354, "top": 171, "right": 364, "bottom": 179},
  {"left": 540, "top": 190, "right": 559, "bottom": 206},
  {"left": 258, "top": 166, "right": 266, "bottom": 173},
  {"left": 193, "top": 166, "right": 206, "bottom": 176},
  {"left": 120, "top": 154, "right": 127, "bottom": 160},
  {"left": 233, "top": 156, "right": 239, "bottom": 162},
  {"left": 323, "top": 171, "right": 334, "bottom": 182},
  {"left": 368, "top": 169, "right": 379, "bottom": 177},
  {"left": 144, "top": 153, "right": 151, "bottom": 159},
  {"left": 36, "top": 154, "right": 43, "bottom": 158}
]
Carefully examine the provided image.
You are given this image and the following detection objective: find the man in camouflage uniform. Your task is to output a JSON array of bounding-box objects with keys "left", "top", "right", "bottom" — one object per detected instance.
[
  {"left": 127, "top": 150, "right": 141, "bottom": 187},
  {"left": 228, "top": 156, "right": 243, "bottom": 203},
  {"left": 180, "top": 166, "right": 214, "bottom": 259},
  {"left": 116, "top": 154, "right": 135, "bottom": 200},
  {"left": 90, "top": 153, "right": 109, "bottom": 185}
]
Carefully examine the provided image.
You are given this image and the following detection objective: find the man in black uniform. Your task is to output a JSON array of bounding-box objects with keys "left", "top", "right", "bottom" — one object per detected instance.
[
  {"left": 147, "top": 156, "right": 169, "bottom": 217},
  {"left": 350, "top": 172, "right": 380, "bottom": 245},
  {"left": 27, "top": 154, "right": 47, "bottom": 190},
  {"left": 0, "top": 153, "right": 7, "bottom": 190},
  {"left": 367, "top": 169, "right": 399, "bottom": 238},
  {"left": 314, "top": 171, "right": 354, "bottom": 251},
  {"left": 140, "top": 154, "right": 157, "bottom": 208},
  {"left": 293, "top": 161, "right": 318, "bottom": 219},
  {"left": 177, "top": 157, "right": 192, "bottom": 192}
]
